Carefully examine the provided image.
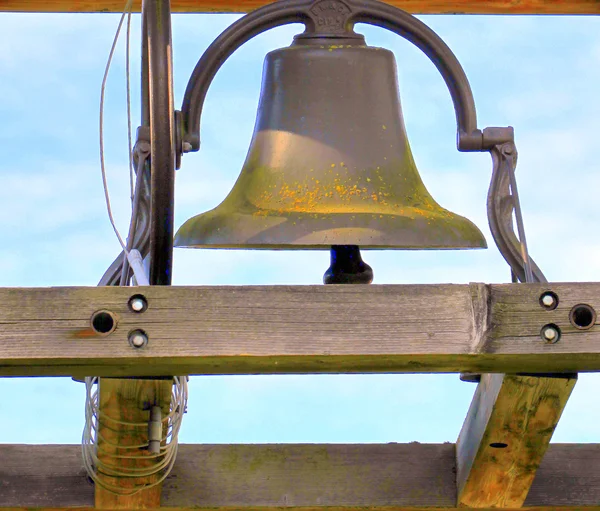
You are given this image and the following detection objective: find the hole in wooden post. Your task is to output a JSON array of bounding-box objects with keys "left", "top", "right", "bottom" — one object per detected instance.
[
  {"left": 91, "top": 310, "right": 116, "bottom": 335},
  {"left": 570, "top": 304, "right": 596, "bottom": 330},
  {"left": 489, "top": 442, "right": 508, "bottom": 449}
]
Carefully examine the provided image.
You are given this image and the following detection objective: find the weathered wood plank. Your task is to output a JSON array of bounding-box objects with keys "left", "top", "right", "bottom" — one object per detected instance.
[
  {"left": 94, "top": 378, "right": 173, "bottom": 508},
  {"left": 1, "top": 443, "right": 600, "bottom": 508},
  {"left": 5, "top": 509, "right": 600, "bottom": 511},
  {"left": 0, "top": 445, "right": 93, "bottom": 507},
  {"left": 1, "top": 0, "right": 599, "bottom": 14},
  {"left": 526, "top": 443, "right": 600, "bottom": 506},
  {"left": 4, "top": 508, "right": 600, "bottom": 511},
  {"left": 456, "top": 373, "right": 577, "bottom": 507},
  {"left": 165, "top": 444, "right": 455, "bottom": 508},
  {"left": 0, "top": 283, "right": 598, "bottom": 377}
]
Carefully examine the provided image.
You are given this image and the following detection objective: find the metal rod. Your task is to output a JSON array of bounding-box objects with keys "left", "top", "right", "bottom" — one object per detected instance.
[
  {"left": 505, "top": 150, "right": 534, "bottom": 283},
  {"left": 141, "top": 3, "right": 150, "bottom": 128},
  {"left": 143, "top": 0, "right": 175, "bottom": 286}
]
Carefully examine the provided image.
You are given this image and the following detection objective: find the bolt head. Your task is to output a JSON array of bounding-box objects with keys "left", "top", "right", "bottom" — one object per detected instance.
[
  {"left": 539, "top": 291, "right": 559, "bottom": 310},
  {"left": 129, "top": 330, "right": 148, "bottom": 348},
  {"left": 130, "top": 297, "right": 145, "bottom": 312},
  {"left": 543, "top": 328, "right": 556, "bottom": 341},
  {"left": 182, "top": 142, "right": 193, "bottom": 152},
  {"left": 542, "top": 294, "right": 555, "bottom": 308},
  {"left": 541, "top": 325, "right": 560, "bottom": 343},
  {"left": 128, "top": 295, "right": 148, "bottom": 313}
]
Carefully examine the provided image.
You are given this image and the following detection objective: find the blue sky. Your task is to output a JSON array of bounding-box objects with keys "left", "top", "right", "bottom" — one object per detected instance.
[{"left": 0, "top": 11, "right": 598, "bottom": 445}]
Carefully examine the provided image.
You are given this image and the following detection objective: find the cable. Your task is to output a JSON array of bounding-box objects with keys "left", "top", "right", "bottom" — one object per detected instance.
[
  {"left": 99, "top": 0, "right": 134, "bottom": 251},
  {"left": 506, "top": 155, "right": 534, "bottom": 283},
  {"left": 126, "top": 10, "right": 135, "bottom": 204},
  {"left": 82, "top": 376, "right": 188, "bottom": 495},
  {"left": 88, "top": 1, "right": 188, "bottom": 495},
  {"left": 119, "top": 152, "right": 149, "bottom": 285}
]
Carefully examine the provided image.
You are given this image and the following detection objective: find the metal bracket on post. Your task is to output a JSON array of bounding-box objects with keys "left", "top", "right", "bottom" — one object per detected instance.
[{"left": 484, "top": 131, "right": 546, "bottom": 284}]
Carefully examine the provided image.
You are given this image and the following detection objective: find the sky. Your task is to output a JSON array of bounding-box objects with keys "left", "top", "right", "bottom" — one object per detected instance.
[{"left": 0, "top": 10, "right": 599, "bottom": 445}]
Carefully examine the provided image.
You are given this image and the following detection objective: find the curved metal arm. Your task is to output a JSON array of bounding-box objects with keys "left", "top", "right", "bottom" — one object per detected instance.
[
  {"left": 179, "top": 0, "right": 482, "bottom": 153},
  {"left": 348, "top": 1, "right": 480, "bottom": 149},
  {"left": 487, "top": 141, "right": 546, "bottom": 283}
]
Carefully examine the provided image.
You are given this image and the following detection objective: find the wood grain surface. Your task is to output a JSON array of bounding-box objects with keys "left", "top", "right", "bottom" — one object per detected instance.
[
  {"left": 0, "top": 283, "right": 598, "bottom": 377},
  {"left": 1, "top": 443, "right": 600, "bottom": 508},
  {"left": 94, "top": 378, "right": 173, "bottom": 508},
  {"left": 1, "top": 0, "right": 599, "bottom": 14},
  {"left": 456, "top": 373, "right": 577, "bottom": 507}
]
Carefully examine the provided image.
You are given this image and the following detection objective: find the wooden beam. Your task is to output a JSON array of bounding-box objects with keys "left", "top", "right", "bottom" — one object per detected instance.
[
  {"left": 456, "top": 373, "right": 577, "bottom": 507},
  {"left": 2, "top": 444, "right": 600, "bottom": 508},
  {"left": 1, "top": 0, "right": 599, "bottom": 14},
  {"left": 0, "top": 283, "right": 599, "bottom": 377},
  {"left": 94, "top": 378, "right": 173, "bottom": 509},
  {"left": 3, "top": 508, "right": 600, "bottom": 511}
]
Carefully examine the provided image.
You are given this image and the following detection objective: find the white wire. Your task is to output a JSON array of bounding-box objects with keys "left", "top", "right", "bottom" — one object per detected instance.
[
  {"left": 99, "top": 0, "right": 135, "bottom": 251},
  {"left": 90, "top": 1, "right": 188, "bottom": 495},
  {"left": 82, "top": 376, "right": 188, "bottom": 495},
  {"left": 126, "top": 11, "right": 135, "bottom": 204}
]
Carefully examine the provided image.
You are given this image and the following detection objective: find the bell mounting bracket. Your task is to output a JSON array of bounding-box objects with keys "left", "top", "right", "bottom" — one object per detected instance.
[{"left": 177, "top": 0, "right": 503, "bottom": 156}]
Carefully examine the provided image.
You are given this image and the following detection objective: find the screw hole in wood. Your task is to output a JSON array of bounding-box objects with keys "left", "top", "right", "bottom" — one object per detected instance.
[
  {"left": 90, "top": 310, "right": 117, "bottom": 335},
  {"left": 569, "top": 304, "right": 596, "bottom": 330}
]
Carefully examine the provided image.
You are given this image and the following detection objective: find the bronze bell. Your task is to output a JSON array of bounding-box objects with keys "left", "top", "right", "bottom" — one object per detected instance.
[{"left": 175, "top": 30, "right": 486, "bottom": 255}]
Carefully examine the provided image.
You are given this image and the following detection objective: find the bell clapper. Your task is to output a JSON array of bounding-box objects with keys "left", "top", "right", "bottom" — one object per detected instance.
[{"left": 323, "top": 245, "right": 374, "bottom": 285}]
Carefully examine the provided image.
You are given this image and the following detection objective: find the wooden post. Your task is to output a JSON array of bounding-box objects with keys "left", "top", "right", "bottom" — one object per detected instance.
[
  {"left": 94, "top": 378, "right": 173, "bottom": 509},
  {"left": 456, "top": 373, "right": 577, "bottom": 507}
]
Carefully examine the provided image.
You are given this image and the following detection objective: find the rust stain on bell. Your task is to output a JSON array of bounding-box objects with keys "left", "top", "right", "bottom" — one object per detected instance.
[{"left": 175, "top": 28, "right": 486, "bottom": 250}]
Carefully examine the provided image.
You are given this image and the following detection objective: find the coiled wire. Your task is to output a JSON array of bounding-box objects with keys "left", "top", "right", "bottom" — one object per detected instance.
[
  {"left": 82, "top": 376, "right": 188, "bottom": 496},
  {"left": 86, "top": 0, "right": 187, "bottom": 495}
]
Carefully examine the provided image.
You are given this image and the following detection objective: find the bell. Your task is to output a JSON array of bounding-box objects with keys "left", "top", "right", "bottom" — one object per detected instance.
[{"left": 175, "top": 31, "right": 486, "bottom": 252}]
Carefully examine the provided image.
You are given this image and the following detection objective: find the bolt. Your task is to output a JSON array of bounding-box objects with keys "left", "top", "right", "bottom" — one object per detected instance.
[
  {"left": 541, "top": 324, "right": 560, "bottom": 343},
  {"left": 542, "top": 295, "right": 555, "bottom": 307},
  {"left": 182, "top": 142, "right": 193, "bottom": 152},
  {"left": 502, "top": 144, "right": 514, "bottom": 155},
  {"left": 128, "top": 330, "right": 148, "bottom": 349},
  {"left": 129, "top": 295, "right": 147, "bottom": 313},
  {"left": 543, "top": 294, "right": 555, "bottom": 308},
  {"left": 539, "top": 291, "right": 558, "bottom": 310}
]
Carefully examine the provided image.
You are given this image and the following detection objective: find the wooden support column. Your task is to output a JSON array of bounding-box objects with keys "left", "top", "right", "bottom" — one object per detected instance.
[
  {"left": 456, "top": 373, "right": 577, "bottom": 508},
  {"left": 95, "top": 378, "right": 173, "bottom": 509}
]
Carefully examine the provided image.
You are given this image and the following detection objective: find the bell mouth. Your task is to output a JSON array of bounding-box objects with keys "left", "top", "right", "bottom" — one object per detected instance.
[{"left": 174, "top": 207, "right": 487, "bottom": 250}]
